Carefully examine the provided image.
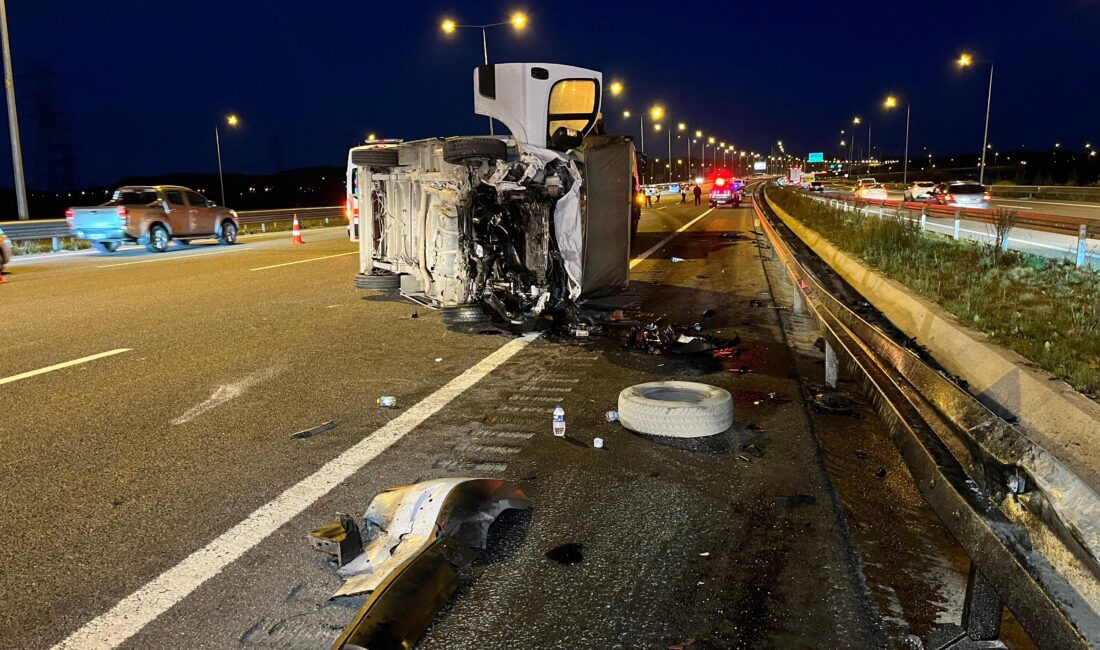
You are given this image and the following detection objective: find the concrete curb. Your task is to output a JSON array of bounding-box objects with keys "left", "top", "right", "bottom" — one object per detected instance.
[{"left": 765, "top": 189, "right": 1100, "bottom": 488}]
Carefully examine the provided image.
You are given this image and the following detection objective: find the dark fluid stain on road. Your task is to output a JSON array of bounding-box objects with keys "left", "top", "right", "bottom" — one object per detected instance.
[{"left": 545, "top": 543, "right": 584, "bottom": 565}]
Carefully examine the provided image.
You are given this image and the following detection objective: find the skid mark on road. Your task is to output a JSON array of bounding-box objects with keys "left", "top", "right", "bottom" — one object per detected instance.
[
  {"left": 50, "top": 332, "right": 540, "bottom": 650},
  {"left": 171, "top": 368, "right": 280, "bottom": 425},
  {"left": 0, "top": 348, "right": 131, "bottom": 387}
]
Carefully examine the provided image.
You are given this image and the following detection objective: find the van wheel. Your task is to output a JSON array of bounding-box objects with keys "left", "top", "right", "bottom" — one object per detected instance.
[
  {"left": 441, "top": 305, "right": 491, "bottom": 325},
  {"left": 443, "top": 138, "right": 507, "bottom": 165},
  {"left": 354, "top": 271, "right": 401, "bottom": 290},
  {"left": 93, "top": 241, "right": 120, "bottom": 253},
  {"left": 145, "top": 225, "right": 169, "bottom": 253},
  {"left": 219, "top": 220, "right": 238, "bottom": 245}
]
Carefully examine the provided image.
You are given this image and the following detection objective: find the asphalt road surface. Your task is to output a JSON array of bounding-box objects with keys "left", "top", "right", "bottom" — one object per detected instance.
[{"left": 1, "top": 204, "right": 1032, "bottom": 648}]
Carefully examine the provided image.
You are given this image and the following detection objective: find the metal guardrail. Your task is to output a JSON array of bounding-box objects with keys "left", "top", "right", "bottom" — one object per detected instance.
[
  {"left": 810, "top": 193, "right": 1098, "bottom": 267},
  {"left": 990, "top": 185, "right": 1100, "bottom": 202},
  {"left": 754, "top": 185, "right": 1100, "bottom": 648},
  {"left": 0, "top": 206, "right": 343, "bottom": 250}
]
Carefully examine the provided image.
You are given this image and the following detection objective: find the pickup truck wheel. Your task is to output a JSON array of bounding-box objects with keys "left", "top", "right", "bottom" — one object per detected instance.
[
  {"left": 93, "top": 241, "right": 120, "bottom": 253},
  {"left": 443, "top": 138, "right": 507, "bottom": 165},
  {"left": 219, "top": 221, "right": 238, "bottom": 245},
  {"left": 145, "top": 225, "right": 169, "bottom": 253}
]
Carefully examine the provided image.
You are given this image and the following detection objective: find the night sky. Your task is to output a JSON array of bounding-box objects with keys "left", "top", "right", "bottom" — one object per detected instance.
[{"left": 2, "top": 0, "right": 1098, "bottom": 188}]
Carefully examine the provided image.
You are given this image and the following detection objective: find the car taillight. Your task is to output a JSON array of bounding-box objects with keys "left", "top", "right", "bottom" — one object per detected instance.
[
  {"left": 944, "top": 194, "right": 954, "bottom": 202},
  {"left": 983, "top": 192, "right": 991, "bottom": 201},
  {"left": 116, "top": 206, "right": 128, "bottom": 223},
  {"left": 65, "top": 208, "right": 75, "bottom": 226},
  {"left": 344, "top": 198, "right": 351, "bottom": 218}
]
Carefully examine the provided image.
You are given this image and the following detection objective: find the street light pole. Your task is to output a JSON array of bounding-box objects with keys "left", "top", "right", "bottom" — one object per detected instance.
[
  {"left": 0, "top": 0, "right": 27, "bottom": 220},
  {"left": 667, "top": 128, "right": 672, "bottom": 183},
  {"left": 215, "top": 124, "right": 225, "bottom": 207},
  {"left": 903, "top": 103, "right": 910, "bottom": 184},
  {"left": 979, "top": 63, "right": 994, "bottom": 184}
]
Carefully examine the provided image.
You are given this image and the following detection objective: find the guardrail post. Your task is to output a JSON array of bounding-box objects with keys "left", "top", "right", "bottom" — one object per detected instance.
[
  {"left": 1077, "top": 225, "right": 1088, "bottom": 267},
  {"left": 961, "top": 564, "right": 1004, "bottom": 641},
  {"left": 791, "top": 278, "right": 805, "bottom": 314},
  {"left": 51, "top": 236, "right": 60, "bottom": 252},
  {"left": 953, "top": 209, "right": 962, "bottom": 239},
  {"left": 920, "top": 207, "right": 927, "bottom": 232},
  {"left": 261, "top": 223, "right": 266, "bottom": 233}
]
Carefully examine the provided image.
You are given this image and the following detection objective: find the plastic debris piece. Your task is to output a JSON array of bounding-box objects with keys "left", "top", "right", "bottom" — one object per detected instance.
[
  {"left": 593, "top": 437, "right": 604, "bottom": 449},
  {"left": 435, "top": 358, "right": 443, "bottom": 363},
  {"left": 699, "top": 552, "right": 710, "bottom": 557},
  {"left": 609, "top": 309, "right": 626, "bottom": 321},
  {"left": 377, "top": 396, "right": 397, "bottom": 408},
  {"left": 290, "top": 421, "right": 337, "bottom": 440},
  {"left": 605, "top": 410, "right": 620, "bottom": 422},
  {"left": 670, "top": 256, "right": 685, "bottom": 263}
]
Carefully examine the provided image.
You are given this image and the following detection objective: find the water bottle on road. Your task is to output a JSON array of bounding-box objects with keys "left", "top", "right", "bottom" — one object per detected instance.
[{"left": 553, "top": 404, "right": 566, "bottom": 437}]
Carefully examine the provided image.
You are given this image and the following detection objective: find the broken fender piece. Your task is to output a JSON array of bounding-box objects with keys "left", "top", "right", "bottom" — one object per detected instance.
[
  {"left": 329, "top": 478, "right": 531, "bottom": 649},
  {"left": 308, "top": 514, "right": 362, "bottom": 568}
]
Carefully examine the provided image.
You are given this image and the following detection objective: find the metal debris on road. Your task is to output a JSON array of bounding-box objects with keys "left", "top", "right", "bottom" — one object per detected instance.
[
  {"left": 326, "top": 479, "right": 532, "bottom": 649},
  {"left": 605, "top": 410, "right": 620, "bottom": 422},
  {"left": 290, "top": 421, "right": 337, "bottom": 440},
  {"left": 307, "top": 514, "right": 362, "bottom": 567},
  {"left": 435, "top": 357, "right": 443, "bottom": 362},
  {"left": 377, "top": 396, "right": 397, "bottom": 408},
  {"left": 670, "top": 256, "right": 685, "bottom": 262}
]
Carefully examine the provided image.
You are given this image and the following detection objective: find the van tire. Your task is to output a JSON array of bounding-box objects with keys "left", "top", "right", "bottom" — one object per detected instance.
[
  {"left": 441, "top": 305, "right": 490, "bottom": 325},
  {"left": 350, "top": 149, "right": 399, "bottom": 167},
  {"left": 618, "top": 381, "right": 733, "bottom": 438},
  {"left": 354, "top": 271, "right": 401, "bottom": 290},
  {"left": 443, "top": 138, "right": 507, "bottom": 165}
]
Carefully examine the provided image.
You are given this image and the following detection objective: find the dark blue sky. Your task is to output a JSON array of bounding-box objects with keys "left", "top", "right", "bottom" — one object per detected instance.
[{"left": 3, "top": 0, "right": 1098, "bottom": 187}]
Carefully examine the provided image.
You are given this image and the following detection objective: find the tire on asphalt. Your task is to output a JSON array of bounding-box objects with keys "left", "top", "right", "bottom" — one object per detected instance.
[
  {"left": 354, "top": 272, "right": 401, "bottom": 290},
  {"left": 93, "top": 241, "right": 120, "bottom": 253},
  {"left": 440, "top": 305, "right": 491, "bottom": 325},
  {"left": 145, "top": 224, "right": 169, "bottom": 253},
  {"left": 350, "top": 148, "right": 399, "bottom": 167},
  {"left": 617, "top": 381, "right": 734, "bottom": 438},
  {"left": 443, "top": 137, "right": 507, "bottom": 165},
  {"left": 219, "top": 219, "right": 238, "bottom": 245}
]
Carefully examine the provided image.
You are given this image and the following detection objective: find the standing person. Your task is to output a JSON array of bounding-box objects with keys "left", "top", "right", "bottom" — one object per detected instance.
[
  {"left": 693, "top": 184, "right": 702, "bottom": 206},
  {"left": 645, "top": 187, "right": 652, "bottom": 207},
  {"left": 655, "top": 188, "right": 661, "bottom": 205},
  {"left": 681, "top": 186, "right": 687, "bottom": 204}
]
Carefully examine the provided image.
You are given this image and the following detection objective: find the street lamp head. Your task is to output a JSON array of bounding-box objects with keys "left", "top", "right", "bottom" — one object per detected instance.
[
  {"left": 884, "top": 95, "right": 897, "bottom": 108},
  {"left": 678, "top": 122, "right": 686, "bottom": 131},
  {"left": 367, "top": 133, "right": 377, "bottom": 141},
  {"left": 694, "top": 130, "right": 702, "bottom": 138},
  {"left": 654, "top": 123, "right": 662, "bottom": 131},
  {"left": 441, "top": 18, "right": 456, "bottom": 33},
  {"left": 708, "top": 136, "right": 715, "bottom": 144},
  {"left": 853, "top": 116, "right": 861, "bottom": 125},
  {"left": 511, "top": 12, "right": 527, "bottom": 29},
  {"left": 958, "top": 53, "right": 973, "bottom": 67},
  {"left": 840, "top": 140, "right": 846, "bottom": 146},
  {"left": 226, "top": 114, "right": 239, "bottom": 126},
  {"left": 622, "top": 110, "right": 631, "bottom": 118},
  {"left": 650, "top": 106, "right": 664, "bottom": 121},
  {"left": 609, "top": 81, "right": 623, "bottom": 96}
]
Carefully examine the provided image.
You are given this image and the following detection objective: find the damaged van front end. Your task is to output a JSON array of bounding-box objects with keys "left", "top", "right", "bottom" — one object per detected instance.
[{"left": 350, "top": 63, "right": 635, "bottom": 325}]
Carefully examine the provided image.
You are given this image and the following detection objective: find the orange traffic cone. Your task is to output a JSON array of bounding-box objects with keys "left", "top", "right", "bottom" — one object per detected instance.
[
  {"left": 0, "top": 273, "right": 8, "bottom": 285},
  {"left": 291, "top": 214, "right": 304, "bottom": 245}
]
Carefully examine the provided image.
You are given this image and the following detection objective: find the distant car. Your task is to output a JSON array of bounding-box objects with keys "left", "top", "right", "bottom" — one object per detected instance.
[
  {"left": 809, "top": 181, "right": 825, "bottom": 192},
  {"left": 731, "top": 178, "right": 746, "bottom": 192},
  {"left": 927, "top": 182, "right": 990, "bottom": 209},
  {"left": 855, "top": 183, "right": 888, "bottom": 200},
  {"left": 0, "top": 226, "right": 11, "bottom": 272},
  {"left": 709, "top": 177, "right": 742, "bottom": 208},
  {"left": 903, "top": 181, "right": 936, "bottom": 202},
  {"left": 856, "top": 177, "right": 877, "bottom": 190},
  {"left": 66, "top": 186, "right": 239, "bottom": 253}
]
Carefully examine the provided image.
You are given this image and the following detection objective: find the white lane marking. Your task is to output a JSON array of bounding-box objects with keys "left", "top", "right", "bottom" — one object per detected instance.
[
  {"left": 996, "top": 204, "right": 1035, "bottom": 211},
  {"left": 50, "top": 332, "right": 540, "bottom": 650},
  {"left": 98, "top": 247, "right": 252, "bottom": 268},
  {"left": 0, "top": 349, "right": 131, "bottom": 387},
  {"left": 630, "top": 208, "right": 715, "bottom": 269},
  {"left": 249, "top": 251, "right": 357, "bottom": 272},
  {"left": 170, "top": 369, "right": 279, "bottom": 425}
]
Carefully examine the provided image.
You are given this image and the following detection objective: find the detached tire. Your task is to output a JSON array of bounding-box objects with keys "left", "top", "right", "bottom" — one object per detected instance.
[
  {"left": 618, "top": 381, "right": 733, "bottom": 438},
  {"left": 443, "top": 138, "right": 507, "bottom": 165},
  {"left": 354, "top": 271, "right": 401, "bottom": 290}
]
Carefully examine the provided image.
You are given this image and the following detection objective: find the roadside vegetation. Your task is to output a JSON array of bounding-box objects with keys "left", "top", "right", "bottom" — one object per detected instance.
[{"left": 768, "top": 187, "right": 1100, "bottom": 398}]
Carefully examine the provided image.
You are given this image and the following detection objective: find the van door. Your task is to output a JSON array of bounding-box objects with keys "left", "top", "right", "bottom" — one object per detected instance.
[{"left": 473, "top": 63, "right": 602, "bottom": 150}]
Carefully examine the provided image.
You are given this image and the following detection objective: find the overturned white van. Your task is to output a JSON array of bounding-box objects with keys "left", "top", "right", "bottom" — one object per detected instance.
[{"left": 348, "top": 63, "right": 638, "bottom": 326}]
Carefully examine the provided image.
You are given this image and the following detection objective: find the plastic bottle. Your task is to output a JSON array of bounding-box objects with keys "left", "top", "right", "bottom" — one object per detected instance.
[{"left": 552, "top": 404, "right": 566, "bottom": 437}]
